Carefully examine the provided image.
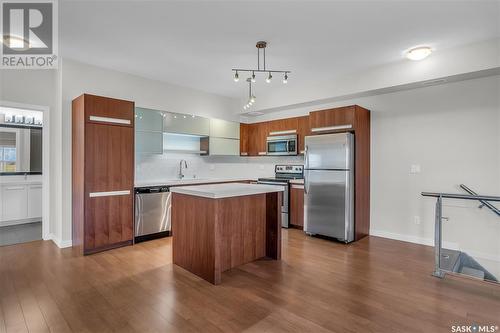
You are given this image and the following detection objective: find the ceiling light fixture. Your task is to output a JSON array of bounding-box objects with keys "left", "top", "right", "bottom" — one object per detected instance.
[
  {"left": 232, "top": 41, "right": 290, "bottom": 84},
  {"left": 405, "top": 46, "right": 432, "bottom": 61},
  {"left": 266, "top": 72, "right": 272, "bottom": 83},
  {"left": 233, "top": 71, "right": 239, "bottom": 82},
  {"left": 282, "top": 73, "right": 288, "bottom": 84},
  {"left": 243, "top": 78, "right": 257, "bottom": 110}
]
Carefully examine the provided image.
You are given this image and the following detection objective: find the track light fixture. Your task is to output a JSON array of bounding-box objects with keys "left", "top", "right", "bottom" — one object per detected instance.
[
  {"left": 283, "top": 73, "right": 288, "bottom": 84},
  {"left": 266, "top": 72, "right": 272, "bottom": 83},
  {"left": 242, "top": 78, "right": 257, "bottom": 110},
  {"left": 232, "top": 41, "right": 290, "bottom": 84}
]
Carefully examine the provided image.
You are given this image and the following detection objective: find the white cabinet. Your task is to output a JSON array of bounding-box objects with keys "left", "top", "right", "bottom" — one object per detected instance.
[
  {"left": 27, "top": 184, "right": 42, "bottom": 219},
  {"left": 135, "top": 107, "right": 163, "bottom": 132},
  {"left": 135, "top": 107, "right": 164, "bottom": 154},
  {"left": 209, "top": 138, "right": 239, "bottom": 156},
  {"left": 209, "top": 119, "right": 240, "bottom": 139},
  {"left": 163, "top": 113, "right": 210, "bottom": 136},
  {"left": 0, "top": 181, "right": 42, "bottom": 225},
  {"left": 1, "top": 185, "right": 28, "bottom": 221},
  {"left": 135, "top": 131, "right": 163, "bottom": 154}
]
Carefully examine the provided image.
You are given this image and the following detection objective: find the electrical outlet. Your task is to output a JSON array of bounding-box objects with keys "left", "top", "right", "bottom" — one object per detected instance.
[{"left": 413, "top": 216, "right": 421, "bottom": 225}]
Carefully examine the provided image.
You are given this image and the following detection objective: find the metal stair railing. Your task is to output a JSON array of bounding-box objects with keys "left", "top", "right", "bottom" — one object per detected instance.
[
  {"left": 459, "top": 184, "right": 500, "bottom": 216},
  {"left": 421, "top": 191, "right": 500, "bottom": 279}
]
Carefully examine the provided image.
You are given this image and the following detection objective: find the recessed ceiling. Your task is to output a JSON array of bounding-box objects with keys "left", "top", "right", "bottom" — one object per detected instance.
[{"left": 60, "top": 1, "right": 499, "bottom": 102}]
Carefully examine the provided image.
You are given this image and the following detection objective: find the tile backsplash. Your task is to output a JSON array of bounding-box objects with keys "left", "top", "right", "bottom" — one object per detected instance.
[{"left": 135, "top": 152, "right": 304, "bottom": 184}]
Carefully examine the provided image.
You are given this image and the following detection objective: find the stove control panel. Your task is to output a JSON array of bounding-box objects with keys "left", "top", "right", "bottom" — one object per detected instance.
[{"left": 275, "top": 165, "right": 303, "bottom": 174}]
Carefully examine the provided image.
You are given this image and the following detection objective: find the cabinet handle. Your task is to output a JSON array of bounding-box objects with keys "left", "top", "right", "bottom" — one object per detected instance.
[
  {"left": 5, "top": 186, "right": 25, "bottom": 190},
  {"left": 30, "top": 185, "right": 42, "bottom": 189},
  {"left": 311, "top": 124, "right": 352, "bottom": 132},
  {"left": 291, "top": 184, "right": 304, "bottom": 189},
  {"left": 240, "top": 152, "right": 248, "bottom": 156},
  {"left": 269, "top": 129, "right": 297, "bottom": 135},
  {"left": 258, "top": 152, "right": 267, "bottom": 156},
  {"left": 89, "top": 116, "right": 131, "bottom": 125},
  {"left": 89, "top": 190, "right": 130, "bottom": 198}
]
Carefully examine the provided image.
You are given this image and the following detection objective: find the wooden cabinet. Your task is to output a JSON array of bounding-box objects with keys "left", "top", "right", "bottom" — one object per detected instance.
[
  {"left": 290, "top": 184, "right": 304, "bottom": 228},
  {"left": 72, "top": 94, "right": 135, "bottom": 255},
  {"left": 309, "top": 105, "right": 356, "bottom": 133},
  {"left": 247, "top": 122, "right": 268, "bottom": 156},
  {"left": 240, "top": 123, "right": 249, "bottom": 156},
  {"left": 267, "top": 118, "right": 298, "bottom": 136},
  {"left": 297, "top": 115, "right": 310, "bottom": 154}
]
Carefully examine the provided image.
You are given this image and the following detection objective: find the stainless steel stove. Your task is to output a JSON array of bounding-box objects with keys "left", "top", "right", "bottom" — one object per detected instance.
[{"left": 258, "top": 165, "right": 304, "bottom": 228}]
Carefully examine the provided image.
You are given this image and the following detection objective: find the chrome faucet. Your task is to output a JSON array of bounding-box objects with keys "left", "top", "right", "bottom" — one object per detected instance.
[{"left": 178, "top": 159, "right": 188, "bottom": 179}]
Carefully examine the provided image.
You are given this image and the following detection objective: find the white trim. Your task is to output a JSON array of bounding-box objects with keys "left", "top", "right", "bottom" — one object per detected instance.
[
  {"left": 269, "top": 129, "right": 297, "bottom": 135},
  {"left": 47, "top": 233, "right": 72, "bottom": 248},
  {"left": 89, "top": 115, "right": 131, "bottom": 125},
  {"left": 370, "top": 229, "right": 459, "bottom": 249},
  {"left": 311, "top": 124, "right": 352, "bottom": 132},
  {"left": 89, "top": 190, "right": 130, "bottom": 198},
  {"left": 0, "top": 100, "right": 50, "bottom": 241}
]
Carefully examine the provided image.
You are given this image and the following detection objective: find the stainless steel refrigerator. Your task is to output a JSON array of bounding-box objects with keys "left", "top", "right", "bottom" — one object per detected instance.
[{"left": 304, "top": 132, "right": 355, "bottom": 243}]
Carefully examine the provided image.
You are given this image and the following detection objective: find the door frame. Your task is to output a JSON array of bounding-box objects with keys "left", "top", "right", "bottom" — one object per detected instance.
[{"left": 0, "top": 100, "right": 50, "bottom": 240}]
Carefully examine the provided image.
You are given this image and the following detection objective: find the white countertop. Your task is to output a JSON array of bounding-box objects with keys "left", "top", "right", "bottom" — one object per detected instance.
[
  {"left": 134, "top": 177, "right": 257, "bottom": 188},
  {"left": 170, "top": 183, "right": 284, "bottom": 199}
]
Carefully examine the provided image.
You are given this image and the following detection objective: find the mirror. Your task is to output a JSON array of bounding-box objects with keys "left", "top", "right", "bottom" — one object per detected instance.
[{"left": 0, "top": 125, "right": 42, "bottom": 174}]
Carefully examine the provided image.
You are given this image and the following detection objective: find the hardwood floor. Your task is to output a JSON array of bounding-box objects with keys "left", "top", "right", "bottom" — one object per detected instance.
[{"left": 0, "top": 229, "right": 498, "bottom": 332}]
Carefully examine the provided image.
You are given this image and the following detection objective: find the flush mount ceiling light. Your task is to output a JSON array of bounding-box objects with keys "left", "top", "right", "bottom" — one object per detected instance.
[
  {"left": 405, "top": 46, "right": 432, "bottom": 61},
  {"left": 233, "top": 41, "right": 290, "bottom": 109}
]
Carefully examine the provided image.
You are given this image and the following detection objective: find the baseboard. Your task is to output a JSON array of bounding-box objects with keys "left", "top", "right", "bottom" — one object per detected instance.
[
  {"left": 47, "top": 233, "right": 72, "bottom": 248},
  {"left": 370, "top": 229, "right": 498, "bottom": 263},
  {"left": 370, "top": 229, "right": 460, "bottom": 249}
]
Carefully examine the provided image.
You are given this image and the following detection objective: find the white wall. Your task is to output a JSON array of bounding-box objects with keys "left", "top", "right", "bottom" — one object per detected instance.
[
  {"left": 253, "top": 75, "right": 500, "bottom": 276},
  {"left": 59, "top": 59, "right": 240, "bottom": 243}
]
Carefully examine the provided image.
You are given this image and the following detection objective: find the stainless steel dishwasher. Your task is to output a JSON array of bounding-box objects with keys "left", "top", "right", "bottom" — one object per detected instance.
[{"left": 134, "top": 186, "right": 171, "bottom": 242}]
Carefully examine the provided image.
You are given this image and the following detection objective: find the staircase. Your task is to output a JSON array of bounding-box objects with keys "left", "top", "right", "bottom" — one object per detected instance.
[
  {"left": 422, "top": 185, "right": 500, "bottom": 284},
  {"left": 440, "top": 249, "right": 497, "bottom": 282}
]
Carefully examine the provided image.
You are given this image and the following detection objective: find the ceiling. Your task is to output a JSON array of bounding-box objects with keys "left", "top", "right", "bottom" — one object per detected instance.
[{"left": 60, "top": 1, "right": 500, "bottom": 105}]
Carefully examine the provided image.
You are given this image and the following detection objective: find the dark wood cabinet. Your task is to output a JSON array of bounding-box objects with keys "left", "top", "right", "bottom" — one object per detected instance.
[
  {"left": 267, "top": 118, "right": 298, "bottom": 136},
  {"left": 309, "top": 105, "right": 356, "bottom": 132},
  {"left": 240, "top": 123, "right": 250, "bottom": 156},
  {"left": 290, "top": 184, "right": 304, "bottom": 228},
  {"left": 297, "top": 115, "right": 310, "bottom": 154},
  {"left": 245, "top": 122, "right": 268, "bottom": 156},
  {"left": 72, "top": 94, "right": 135, "bottom": 255}
]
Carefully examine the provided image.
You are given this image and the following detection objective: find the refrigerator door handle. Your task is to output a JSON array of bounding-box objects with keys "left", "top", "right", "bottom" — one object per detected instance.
[
  {"left": 304, "top": 145, "right": 309, "bottom": 169},
  {"left": 304, "top": 171, "right": 309, "bottom": 194}
]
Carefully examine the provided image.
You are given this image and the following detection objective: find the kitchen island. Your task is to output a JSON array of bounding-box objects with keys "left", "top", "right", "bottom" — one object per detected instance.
[{"left": 170, "top": 183, "right": 284, "bottom": 285}]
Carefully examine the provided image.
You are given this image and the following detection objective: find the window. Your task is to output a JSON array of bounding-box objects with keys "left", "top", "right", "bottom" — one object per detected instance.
[{"left": 0, "top": 146, "right": 16, "bottom": 172}]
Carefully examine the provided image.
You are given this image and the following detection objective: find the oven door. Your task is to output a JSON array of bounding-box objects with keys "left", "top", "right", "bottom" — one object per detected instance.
[{"left": 257, "top": 180, "right": 289, "bottom": 228}]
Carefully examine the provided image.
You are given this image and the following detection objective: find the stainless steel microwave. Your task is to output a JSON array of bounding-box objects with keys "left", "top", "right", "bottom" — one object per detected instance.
[{"left": 266, "top": 134, "right": 298, "bottom": 156}]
